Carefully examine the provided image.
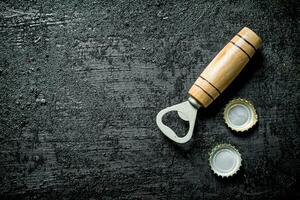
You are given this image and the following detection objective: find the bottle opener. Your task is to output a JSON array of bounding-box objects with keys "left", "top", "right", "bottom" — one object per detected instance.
[{"left": 156, "top": 27, "right": 262, "bottom": 144}]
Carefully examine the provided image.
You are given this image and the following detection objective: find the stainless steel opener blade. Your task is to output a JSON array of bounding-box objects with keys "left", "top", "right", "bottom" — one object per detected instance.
[
  {"left": 156, "top": 97, "right": 200, "bottom": 144},
  {"left": 155, "top": 27, "right": 262, "bottom": 144}
]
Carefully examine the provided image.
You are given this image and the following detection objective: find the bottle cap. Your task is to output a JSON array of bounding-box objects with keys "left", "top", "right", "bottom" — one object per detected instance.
[
  {"left": 223, "top": 98, "right": 257, "bottom": 132},
  {"left": 209, "top": 144, "right": 242, "bottom": 177}
]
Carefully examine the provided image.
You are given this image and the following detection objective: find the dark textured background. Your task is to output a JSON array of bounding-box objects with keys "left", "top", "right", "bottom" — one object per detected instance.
[{"left": 0, "top": 0, "right": 299, "bottom": 199}]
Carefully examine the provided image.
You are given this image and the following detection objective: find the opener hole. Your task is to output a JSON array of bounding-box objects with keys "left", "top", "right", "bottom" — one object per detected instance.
[{"left": 162, "top": 111, "right": 189, "bottom": 137}]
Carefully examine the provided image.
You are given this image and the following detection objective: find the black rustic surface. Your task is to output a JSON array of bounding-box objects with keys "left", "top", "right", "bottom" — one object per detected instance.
[{"left": 0, "top": 0, "right": 299, "bottom": 199}]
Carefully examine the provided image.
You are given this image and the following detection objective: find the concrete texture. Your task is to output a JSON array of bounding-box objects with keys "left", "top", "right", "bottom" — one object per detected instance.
[{"left": 0, "top": 0, "right": 299, "bottom": 199}]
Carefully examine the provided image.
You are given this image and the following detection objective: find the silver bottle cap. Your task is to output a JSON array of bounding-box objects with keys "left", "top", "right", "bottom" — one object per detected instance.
[
  {"left": 209, "top": 144, "right": 242, "bottom": 177},
  {"left": 224, "top": 98, "right": 257, "bottom": 132}
]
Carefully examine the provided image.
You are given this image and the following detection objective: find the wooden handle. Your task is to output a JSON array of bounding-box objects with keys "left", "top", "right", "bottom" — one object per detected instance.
[{"left": 188, "top": 27, "right": 262, "bottom": 107}]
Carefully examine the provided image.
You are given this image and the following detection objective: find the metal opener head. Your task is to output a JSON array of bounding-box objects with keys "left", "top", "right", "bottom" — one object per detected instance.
[
  {"left": 156, "top": 28, "right": 262, "bottom": 144},
  {"left": 156, "top": 97, "right": 201, "bottom": 143}
]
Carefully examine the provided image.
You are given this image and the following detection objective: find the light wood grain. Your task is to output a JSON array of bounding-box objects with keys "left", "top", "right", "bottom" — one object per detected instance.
[
  {"left": 1, "top": 1, "right": 298, "bottom": 199},
  {"left": 238, "top": 27, "right": 262, "bottom": 50},
  {"left": 231, "top": 35, "right": 255, "bottom": 57},
  {"left": 188, "top": 27, "right": 262, "bottom": 107}
]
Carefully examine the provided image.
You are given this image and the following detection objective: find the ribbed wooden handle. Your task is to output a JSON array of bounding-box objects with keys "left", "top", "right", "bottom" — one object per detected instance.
[{"left": 188, "top": 27, "right": 262, "bottom": 107}]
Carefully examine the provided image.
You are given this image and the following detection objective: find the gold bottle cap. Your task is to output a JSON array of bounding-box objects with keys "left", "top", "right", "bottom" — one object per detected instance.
[
  {"left": 209, "top": 144, "right": 242, "bottom": 177},
  {"left": 224, "top": 98, "right": 257, "bottom": 132}
]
